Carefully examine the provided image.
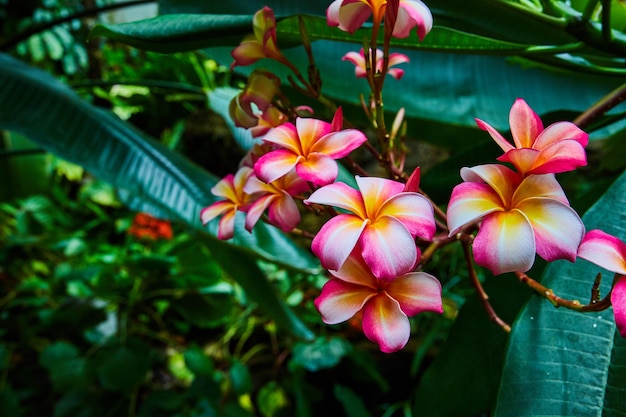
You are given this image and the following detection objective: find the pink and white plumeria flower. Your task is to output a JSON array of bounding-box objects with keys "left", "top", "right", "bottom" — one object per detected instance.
[
  {"left": 315, "top": 248, "right": 443, "bottom": 352},
  {"left": 254, "top": 113, "right": 367, "bottom": 186},
  {"left": 342, "top": 48, "right": 409, "bottom": 79},
  {"left": 327, "top": 0, "right": 433, "bottom": 40},
  {"left": 243, "top": 169, "right": 309, "bottom": 233},
  {"left": 229, "top": 70, "right": 281, "bottom": 130},
  {"left": 577, "top": 229, "right": 626, "bottom": 337},
  {"left": 475, "top": 98, "right": 588, "bottom": 176},
  {"left": 447, "top": 164, "right": 584, "bottom": 275},
  {"left": 201, "top": 167, "right": 255, "bottom": 240},
  {"left": 231, "top": 7, "right": 287, "bottom": 68},
  {"left": 305, "top": 175, "right": 436, "bottom": 279}
]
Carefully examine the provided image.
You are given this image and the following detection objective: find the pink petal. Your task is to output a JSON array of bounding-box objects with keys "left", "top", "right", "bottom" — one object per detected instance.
[
  {"left": 473, "top": 210, "right": 536, "bottom": 275},
  {"left": 267, "top": 193, "right": 301, "bottom": 232},
  {"left": 243, "top": 173, "right": 273, "bottom": 195},
  {"left": 304, "top": 182, "right": 367, "bottom": 219},
  {"left": 331, "top": 107, "right": 344, "bottom": 131},
  {"left": 231, "top": 40, "right": 265, "bottom": 67},
  {"left": 377, "top": 193, "right": 435, "bottom": 239},
  {"left": 526, "top": 140, "right": 587, "bottom": 175},
  {"left": 311, "top": 214, "right": 368, "bottom": 271},
  {"left": 533, "top": 121, "right": 588, "bottom": 149},
  {"left": 217, "top": 209, "right": 237, "bottom": 240},
  {"left": 211, "top": 174, "right": 236, "bottom": 200},
  {"left": 511, "top": 173, "right": 569, "bottom": 206},
  {"left": 509, "top": 98, "right": 543, "bottom": 149},
  {"left": 447, "top": 182, "right": 504, "bottom": 235},
  {"left": 356, "top": 176, "right": 405, "bottom": 218},
  {"left": 262, "top": 123, "right": 301, "bottom": 154},
  {"left": 330, "top": 250, "right": 378, "bottom": 288},
  {"left": 295, "top": 117, "right": 332, "bottom": 155},
  {"left": 362, "top": 293, "right": 411, "bottom": 353},
  {"left": 577, "top": 229, "right": 626, "bottom": 275},
  {"left": 361, "top": 216, "right": 417, "bottom": 279},
  {"left": 337, "top": 1, "right": 372, "bottom": 33},
  {"left": 475, "top": 118, "right": 514, "bottom": 153},
  {"left": 295, "top": 152, "right": 339, "bottom": 186},
  {"left": 245, "top": 194, "right": 275, "bottom": 232},
  {"left": 611, "top": 276, "right": 626, "bottom": 337},
  {"left": 460, "top": 164, "right": 521, "bottom": 205},
  {"left": 387, "top": 68, "right": 405, "bottom": 79},
  {"left": 310, "top": 129, "right": 368, "bottom": 159},
  {"left": 497, "top": 148, "right": 540, "bottom": 175},
  {"left": 326, "top": 0, "right": 343, "bottom": 27},
  {"left": 516, "top": 198, "right": 584, "bottom": 262},
  {"left": 342, "top": 50, "right": 366, "bottom": 67},
  {"left": 315, "top": 279, "right": 375, "bottom": 324},
  {"left": 201, "top": 201, "right": 233, "bottom": 225},
  {"left": 254, "top": 149, "right": 300, "bottom": 184},
  {"left": 394, "top": 0, "right": 433, "bottom": 39},
  {"left": 388, "top": 52, "right": 410, "bottom": 67},
  {"left": 386, "top": 272, "right": 443, "bottom": 315}
]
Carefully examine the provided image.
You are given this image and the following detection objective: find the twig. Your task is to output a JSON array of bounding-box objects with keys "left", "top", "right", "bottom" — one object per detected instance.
[{"left": 573, "top": 82, "right": 626, "bottom": 129}]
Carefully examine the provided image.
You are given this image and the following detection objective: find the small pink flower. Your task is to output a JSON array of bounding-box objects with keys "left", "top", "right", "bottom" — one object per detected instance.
[
  {"left": 577, "top": 229, "right": 626, "bottom": 337},
  {"left": 447, "top": 164, "right": 584, "bottom": 275},
  {"left": 342, "top": 48, "right": 409, "bottom": 79},
  {"left": 231, "top": 7, "right": 287, "bottom": 68},
  {"left": 243, "top": 170, "right": 309, "bottom": 233},
  {"left": 475, "top": 98, "right": 588, "bottom": 175},
  {"left": 229, "top": 70, "right": 281, "bottom": 130},
  {"left": 255, "top": 111, "right": 367, "bottom": 186},
  {"left": 315, "top": 249, "right": 443, "bottom": 352},
  {"left": 327, "top": 0, "right": 433, "bottom": 40},
  {"left": 304, "top": 175, "right": 435, "bottom": 279},
  {"left": 201, "top": 167, "right": 255, "bottom": 240}
]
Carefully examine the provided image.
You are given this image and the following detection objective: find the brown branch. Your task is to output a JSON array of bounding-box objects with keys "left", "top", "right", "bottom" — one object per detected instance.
[
  {"left": 574, "top": 82, "right": 626, "bottom": 129},
  {"left": 462, "top": 242, "right": 511, "bottom": 332}
]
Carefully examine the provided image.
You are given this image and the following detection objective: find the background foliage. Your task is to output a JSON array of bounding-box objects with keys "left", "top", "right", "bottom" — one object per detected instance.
[{"left": 2, "top": 0, "right": 626, "bottom": 416}]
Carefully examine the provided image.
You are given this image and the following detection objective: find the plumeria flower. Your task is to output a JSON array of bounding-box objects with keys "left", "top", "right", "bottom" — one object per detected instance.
[
  {"left": 201, "top": 167, "right": 255, "bottom": 240},
  {"left": 327, "top": 0, "right": 433, "bottom": 40},
  {"left": 231, "top": 7, "right": 288, "bottom": 68},
  {"left": 342, "top": 48, "right": 409, "bottom": 80},
  {"left": 315, "top": 248, "right": 443, "bottom": 352},
  {"left": 243, "top": 170, "right": 309, "bottom": 233},
  {"left": 254, "top": 113, "right": 367, "bottom": 186},
  {"left": 304, "top": 175, "right": 436, "bottom": 279},
  {"left": 447, "top": 164, "right": 584, "bottom": 275},
  {"left": 475, "top": 98, "right": 588, "bottom": 175},
  {"left": 229, "top": 70, "right": 281, "bottom": 130},
  {"left": 577, "top": 229, "right": 626, "bottom": 337}
]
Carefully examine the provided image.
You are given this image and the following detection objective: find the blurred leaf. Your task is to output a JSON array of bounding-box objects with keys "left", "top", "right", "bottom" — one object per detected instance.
[
  {"left": 334, "top": 384, "right": 372, "bottom": 417},
  {"left": 290, "top": 337, "right": 351, "bottom": 372},
  {"left": 185, "top": 346, "right": 215, "bottom": 377},
  {"left": 93, "top": 339, "right": 152, "bottom": 393},
  {"left": 495, "top": 169, "right": 626, "bottom": 416},
  {"left": 173, "top": 294, "right": 234, "bottom": 328},
  {"left": 39, "top": 341, "right": 88, "bottom": 392},
  {"left": 0, "top": 384, "right": 21, "bottom": 417},
  {"left": 257, "top": 381, "right": 288, "bottom": 417},
  {"left": 229, "top": 360, "right": 252, "bottom": 395}
]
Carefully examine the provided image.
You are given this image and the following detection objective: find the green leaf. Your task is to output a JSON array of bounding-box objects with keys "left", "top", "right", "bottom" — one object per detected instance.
[
  {"left": 495, "top": 169, "right": 626, "bottom": 416},
  {"left": 39, "top": 342, "right": 88, "bottom": 392},
  {"left": 229, "top": 360, "right": 252, "bottom": 395},
  {"left": 0, "top": 53, "right": 316, "bottom": 340},
  {"left": 333, "top": 384, "right": 372, "bottom": 417},
  {"left": 290, "top": 336, "right": 351, "bottom": 372},
  {"left": 93, "top": 339, "right": 152, "bottom": 393},
  {"left": 184, "top": 346, "right": 215, "bottom": 377},
  {"left": 89, "top": 14, "right": 255, "bottom": 53}
]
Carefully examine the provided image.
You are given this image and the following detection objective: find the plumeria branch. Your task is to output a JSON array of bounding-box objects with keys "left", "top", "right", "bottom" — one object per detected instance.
[
  {"left": 574, "top": 82, "right": 626, "bottom": 129},
  {"left": 514, "top": 271, "right": 617, "bottom": 312},
  {"left": 462, "top": 242, "right": 511, "bottom": 332}
]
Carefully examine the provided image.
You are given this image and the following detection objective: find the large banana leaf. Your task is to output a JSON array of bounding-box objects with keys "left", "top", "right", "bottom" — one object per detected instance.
[
  {"left": 91, "top": 0, "right": 626, "bottom": 139},
  {"left": 494, "top": 170, "right": 626, "bottom": 416},
  {"left": 0, "top": 52, "right": 315, "bottom": 341}
]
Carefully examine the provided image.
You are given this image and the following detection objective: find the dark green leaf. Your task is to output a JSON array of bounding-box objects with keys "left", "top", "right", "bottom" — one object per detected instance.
[
  {"left": 184, "top": 346, "right": 215, "bottom": 377},
  {"left": 229, "top": 360, "right": 252, "bottom": 395},
  {"left": 39, "top": 342, "right": 88, "bottom": 392},
  {"left": 495, "top": 169, "right": 626, "bottom": 416},
  {"left": 90, "top": 14, "right": 254, "bottom": 53},
  {"left": 93, "top": 339, "right": 152, "bottom": 393},
  {"left": 333, "top": 384, "right": 372, "bottom": 417},
  {"left": 290, "top": 337, "right": 350, "bottom": 372}
]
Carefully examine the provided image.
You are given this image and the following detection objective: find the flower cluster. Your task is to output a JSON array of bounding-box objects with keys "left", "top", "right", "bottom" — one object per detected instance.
[{"left": 202, "top": 0, "right": 626, "bottom": 351}]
